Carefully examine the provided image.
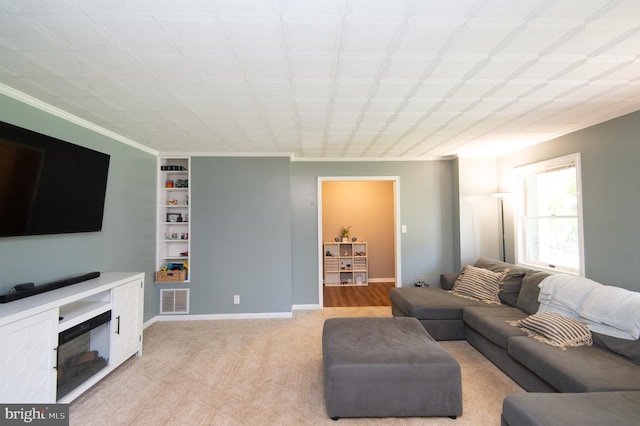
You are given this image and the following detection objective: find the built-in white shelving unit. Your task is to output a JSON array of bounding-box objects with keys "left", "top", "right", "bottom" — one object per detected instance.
[{"left": 156, "top": 157, "right": 191, "bottom": 283}]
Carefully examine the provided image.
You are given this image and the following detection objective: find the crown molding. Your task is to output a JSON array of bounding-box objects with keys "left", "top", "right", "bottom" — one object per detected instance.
[{"left": 0, "top": 83, "right": 158, "bottom": 156}]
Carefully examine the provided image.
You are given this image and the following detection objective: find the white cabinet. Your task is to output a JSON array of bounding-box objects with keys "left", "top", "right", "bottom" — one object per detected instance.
[
  {"left": 0, "top": 272, "right": 144, "bottom": 403},
  {"left": 110, "top": 279, "right": 143, "bottom": 365},
  {"left": 156, "top": 157, "right": 190, "bottom": 283},
  {"left": 0, "top": 309, "right": 58, "bottom": 403},
  {"left": 324, "top": 242, "right": 368, "bottom": 286}
]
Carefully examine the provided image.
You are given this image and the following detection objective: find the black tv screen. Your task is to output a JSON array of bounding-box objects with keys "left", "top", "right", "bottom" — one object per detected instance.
[{"left": 0, "top": 121, "right": 110, "bottom": 237}]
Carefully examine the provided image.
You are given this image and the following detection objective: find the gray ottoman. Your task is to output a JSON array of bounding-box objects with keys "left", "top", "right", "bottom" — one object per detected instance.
[{"left": 322, "top": 317, "right": 462, "bottom": 419}]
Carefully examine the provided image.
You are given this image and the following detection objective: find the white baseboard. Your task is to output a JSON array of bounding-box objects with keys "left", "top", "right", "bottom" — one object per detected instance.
[
  {"left": 146, "top": 311, "right": 293, "bottom": 325},
  {"left": 292, "top": 304, "right": 321, "bottom": 310},
  {"left": 368, "top": 278, "right": 396, "bottom": 283}
]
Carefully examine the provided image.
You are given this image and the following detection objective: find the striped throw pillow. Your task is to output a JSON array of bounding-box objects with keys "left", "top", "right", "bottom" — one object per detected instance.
[
  {"left": 450, "top": 265, "right": 506, "bottom": 304},
  {"left": 511, "top": 312, "right": 593, "bottom": 350}
]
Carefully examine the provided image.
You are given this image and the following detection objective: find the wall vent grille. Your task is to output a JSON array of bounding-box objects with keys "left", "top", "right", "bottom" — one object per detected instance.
[{"left": 160, "top": 289, "right": 189, "bottom": 314}]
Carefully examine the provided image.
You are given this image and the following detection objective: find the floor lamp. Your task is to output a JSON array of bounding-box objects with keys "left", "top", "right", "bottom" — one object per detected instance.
[{"left": 490, "top": 193, "right": 511, "bottom": 262}]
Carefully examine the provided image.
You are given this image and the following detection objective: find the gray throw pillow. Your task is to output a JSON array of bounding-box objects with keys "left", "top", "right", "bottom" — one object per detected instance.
[
  {"left": 473, "top": 258, "right": 529, "bottom": 306},
  {"left": 592, "top": 332, "right": 640, "bottom": 366},
  {"left": 440, "top": 273, "right": 461, "bottom": 290},
  {"left": 516, "top": 271, "right": 550, "bottom": 314}
]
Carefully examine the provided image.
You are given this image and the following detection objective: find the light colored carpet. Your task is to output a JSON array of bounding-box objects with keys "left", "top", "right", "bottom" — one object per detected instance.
[{"left": 69, "top": 307, "right": 524, "bottom": 425}]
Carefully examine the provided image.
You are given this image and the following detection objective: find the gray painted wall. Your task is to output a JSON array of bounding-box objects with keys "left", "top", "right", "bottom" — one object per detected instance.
[
  {"left": 188, "top": 156, "right": 292, "bottom": 314},
  {"left": 291, "top": 160, "right": 454, "bottom": 304},
  {"left": 0, "top": 94, "right": 158, "bottom": 321},
  {"left": 498, "top": 110, "right": 640, "bottom": 291}
]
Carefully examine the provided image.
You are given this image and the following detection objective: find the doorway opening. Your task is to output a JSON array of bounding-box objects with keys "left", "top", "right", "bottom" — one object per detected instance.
[{"left": 317, "top": 177, "right": 401, "bottom": 307}]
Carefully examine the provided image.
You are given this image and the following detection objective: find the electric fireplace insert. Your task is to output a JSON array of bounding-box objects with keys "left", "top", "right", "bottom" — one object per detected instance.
[{"left": 57, "top": 310, "right": 111, "bottom": 399}]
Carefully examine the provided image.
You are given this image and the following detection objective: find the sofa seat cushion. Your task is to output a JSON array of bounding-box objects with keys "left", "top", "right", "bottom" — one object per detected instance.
[
  {"left": 502, "top": 391, "right": 640, "bottom": 426},
  {"left": 463, "top": 307, "right": 528, "bottom": 350},
  {"left": 507, "top": 335, "right": 640, "bottom": 392},
  {"left": 389, "top": 287, "right": 504, "bottom": 320}
]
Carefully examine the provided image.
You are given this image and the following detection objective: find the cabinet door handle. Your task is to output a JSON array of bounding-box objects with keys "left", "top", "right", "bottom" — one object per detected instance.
[{"left": 116, "top": 316, "right": 121, "bottom": 335}]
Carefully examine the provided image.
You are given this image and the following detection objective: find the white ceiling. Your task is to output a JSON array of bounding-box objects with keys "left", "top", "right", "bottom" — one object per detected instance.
[{"left": 1, "top": 0, "right": 639, "bottom": 159}]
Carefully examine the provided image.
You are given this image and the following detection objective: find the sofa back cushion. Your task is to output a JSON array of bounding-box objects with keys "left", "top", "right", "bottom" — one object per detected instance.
[
  {"left": 592, "top": 332, "right": 640, "bottom": 366},
  {"left": 473, "top": 258, "right": 529, "bottom": 306},
  {"left": 517, "top": 271, "right": 550, "bottom": 314}
]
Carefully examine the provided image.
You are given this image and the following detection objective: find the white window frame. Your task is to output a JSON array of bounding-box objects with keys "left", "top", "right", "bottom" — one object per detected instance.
[{"left": 514, "top": 153, "right": 585, "bottom": 276}]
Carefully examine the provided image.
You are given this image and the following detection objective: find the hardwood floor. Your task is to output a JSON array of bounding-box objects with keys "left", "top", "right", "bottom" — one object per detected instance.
[{"left": 323, "top": 282, "right": 396, "bottom": 307}]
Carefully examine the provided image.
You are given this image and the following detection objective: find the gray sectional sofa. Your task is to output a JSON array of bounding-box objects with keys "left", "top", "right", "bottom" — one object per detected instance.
[{"left": 389, "top": 258, "right": 640, "bottom": 421}]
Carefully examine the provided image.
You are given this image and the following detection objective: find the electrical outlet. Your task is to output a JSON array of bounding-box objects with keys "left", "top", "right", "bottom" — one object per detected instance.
[{"left": 234, "top": 295, "right": 240, "bottom": 304}]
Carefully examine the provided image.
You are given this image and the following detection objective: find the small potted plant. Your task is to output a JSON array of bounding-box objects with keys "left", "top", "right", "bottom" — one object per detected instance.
[{"left": 340, "top": 226, "right": 351, "bottom": 242}]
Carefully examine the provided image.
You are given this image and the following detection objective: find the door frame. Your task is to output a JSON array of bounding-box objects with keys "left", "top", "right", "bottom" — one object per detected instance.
[{"left": 317, "top": 176, "right": 402, "bottom": 307}]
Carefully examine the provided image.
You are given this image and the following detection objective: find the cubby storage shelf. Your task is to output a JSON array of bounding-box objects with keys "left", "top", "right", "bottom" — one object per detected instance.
[{"left": 324, "top": 241, "right": 368, "bottom": 286}]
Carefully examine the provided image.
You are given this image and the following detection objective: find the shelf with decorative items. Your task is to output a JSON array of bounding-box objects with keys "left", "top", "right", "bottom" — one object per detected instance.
[
  {"left": 156, "top": 158, "right": 190, "bottom": 283},
  {"left": 324, "top": 240, "right": 368, "bottom": 286}
]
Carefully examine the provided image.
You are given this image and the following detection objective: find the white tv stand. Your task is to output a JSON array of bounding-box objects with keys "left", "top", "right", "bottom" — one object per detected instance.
[{"left": 0, "top": 272, "right": 144, "bottom": 403}]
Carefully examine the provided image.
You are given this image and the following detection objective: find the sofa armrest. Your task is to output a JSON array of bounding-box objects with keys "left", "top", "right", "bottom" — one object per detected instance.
[{"left": 440, "top": 273, "right": 461, "bottom": 290}]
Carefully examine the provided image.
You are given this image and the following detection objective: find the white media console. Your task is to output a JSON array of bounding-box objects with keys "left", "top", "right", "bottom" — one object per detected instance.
[{"left": 0, "top": 272, "right": 144, "bottom": 403}]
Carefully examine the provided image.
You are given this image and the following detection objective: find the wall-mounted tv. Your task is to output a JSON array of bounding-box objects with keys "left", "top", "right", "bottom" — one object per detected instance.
[{"left": 0, "top": 120, "right": 110, "bottom": 238}]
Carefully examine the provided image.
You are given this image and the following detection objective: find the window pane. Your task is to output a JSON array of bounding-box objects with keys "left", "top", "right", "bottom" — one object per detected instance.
[
  {"left": 524, "top": 217, "right": 579, "bottom": 269},
  {"left": 524, "top": 168, "right": 577, "bottom": 216}
]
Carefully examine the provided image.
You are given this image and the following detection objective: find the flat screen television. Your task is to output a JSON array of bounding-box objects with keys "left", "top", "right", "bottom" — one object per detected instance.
[{"left": 0, "top": 120, "right": 110, "bottom": 237}]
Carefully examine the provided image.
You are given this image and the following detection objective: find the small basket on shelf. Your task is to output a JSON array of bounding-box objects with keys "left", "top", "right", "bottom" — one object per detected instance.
[{"left": 156, "top": 270, "right": 187, "bottom": 282}]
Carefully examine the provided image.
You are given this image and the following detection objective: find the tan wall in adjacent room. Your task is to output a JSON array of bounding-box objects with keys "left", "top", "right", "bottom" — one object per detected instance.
[{"left": 322, "top": 180, "right": 395, "bottom": 281}]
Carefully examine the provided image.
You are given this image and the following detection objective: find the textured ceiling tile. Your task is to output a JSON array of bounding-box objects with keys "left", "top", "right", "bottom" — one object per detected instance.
[
  {"left": 497, "top": 19, "right": 583, "bottom": 56},
  {"left": 336, "top": 55, "right": 387, "bottom": 79},
  {"left": 237, "top": 54, "right": 289, "bottom": 79},
  {"left": 259, "top": 99, "right": 296, "bottom": 113},
  {"left": 289, "top": 55, "right": 336, "bottom": 79},
  {"left": 366, "top": 100, "right": 403, "bottom": 113},
  {"left": 333, "top": 79, "right": 376, "bottom": 98},
  {"left": 212, "top": 0, "right": 276, "bottom": 16},
  {"left": 295, "top": 99, "right": 330, "bottom": 113},
  {"left": 248, "top": 79, "right": 293, "bottom": 98},
  {"left": 82, "top": 51, "right": 149, "bottom": 77},
  {"left": 444, "top": 19, "right": 525, "bottom": 55},
  {"left": 551, "top": 21, "right": 640, "bottom": 56},
  {"left": 25, "top": 50, "right": 102, "bottom": 80},
  {"left": 383, "top": 54, "right": 438, "bottom": 79},
  {"left": 91, "top": 15, "right": 173, "bottom": 51},
  {"left": 27, "top": 14, "right": 118, "bottom": 51},
  {"left": 185, "top": 53, "right": 243, "bottom": 78},
  {"left": 330, "top": 112, "right": 362, "bottom": 124},
  {"left": 396, "top": 18, "right": 465, "bottom": 54},
  {"left": 142, "top": 0, "right": 216, "bottom": 17},
  {"left": 135, "top": 51, "right": 194, "bottom": 78},
  {"left": 374, "top": 79, "right": 419, "bottom": 98},
  {"left": 428, "top": 55, "right": 490, "bottom": 79},
  {"left": 330, "top": 99, "right": 369, "bottom": 113},
  {"left": 341, "top": 17, "right": 403, "bottom": 53},
  {"left": 73, "top": 0, "right": 147, "bottom": 15},
  {"left": 218, "top": 17, "right": 282, "bottom": 52},
  {"left": 283, "top": 17, "right": 341, "bottom": 53},
  {"left": 156, "top": 17, "right": 229, "bottom": 52},
  {"left": 414, "top": 80, "right": 463, "bottom": 98},
  {"left": 0, "top": 50, "right": 61, "bottom": 77},
  {"left": 0, "top": 15, "right": 65, "bottom": 50},
  {"left": 401, "top": 99, "right": 446, "bottom": 113},
  {"left": 280, "top": 0, "right": 344, "bottom": 16},
  {"left": 292, "top": 78, "right": 333, "bottom": 98},
  {"left": 205, "top": 79, "right": 253, "bottom": 98}
]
